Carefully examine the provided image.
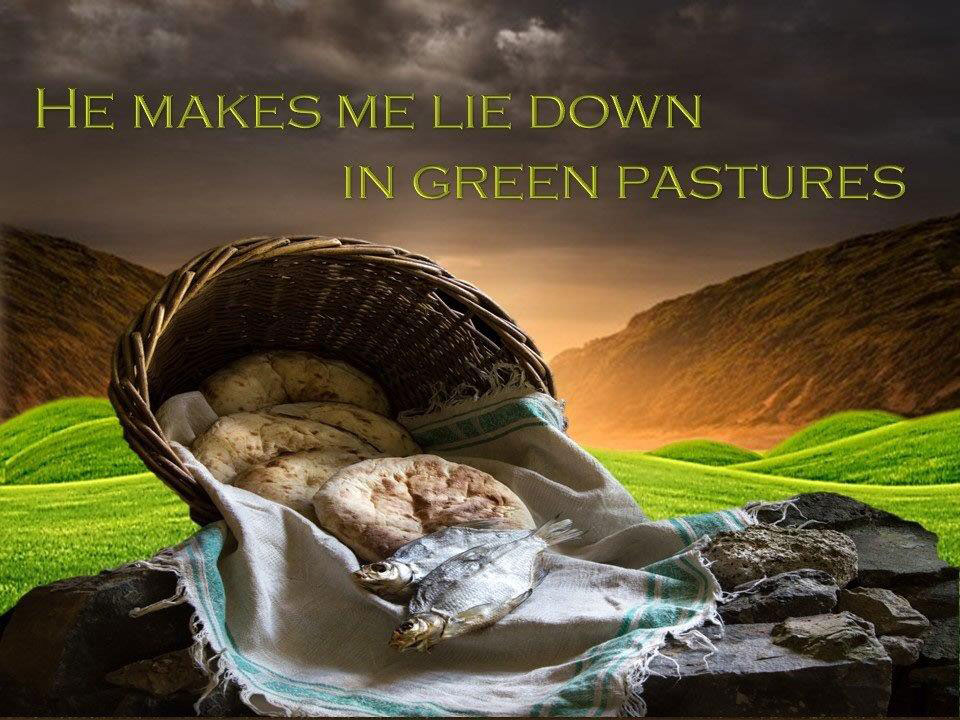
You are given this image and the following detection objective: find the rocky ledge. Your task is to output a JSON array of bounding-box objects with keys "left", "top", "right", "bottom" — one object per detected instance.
[{"left": 0, "top": 493, "right": 956, "bottom": 716}]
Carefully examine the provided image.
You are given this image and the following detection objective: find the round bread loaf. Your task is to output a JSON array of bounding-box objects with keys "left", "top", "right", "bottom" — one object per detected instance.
[
  {"left": 191, "top": 411, "right": 380, "bottom": 483},
  {"left": 313, "top": 454, "right": 536, "bottom": 561},
  {"left": 233, "top": 449, "right": 377, "bottom": 519},
  {"left": 200, "top": 351, "right": 390, "bottom": 416},
  {"left": 268, "top": 401, "right": 420, "bottom": 456}
]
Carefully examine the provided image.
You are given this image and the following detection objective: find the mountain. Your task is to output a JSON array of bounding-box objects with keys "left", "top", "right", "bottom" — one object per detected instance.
[
  {"left": 553, "top": 213, "right": 960, "bottom": 450},
  {"left": 0, "top": 226, "right": 163, "bottom": 420}
]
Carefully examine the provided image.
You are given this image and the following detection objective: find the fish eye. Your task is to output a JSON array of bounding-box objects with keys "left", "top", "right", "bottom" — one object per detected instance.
[{"left": 372, "top": 562, "right": 389, "bottom": 572}]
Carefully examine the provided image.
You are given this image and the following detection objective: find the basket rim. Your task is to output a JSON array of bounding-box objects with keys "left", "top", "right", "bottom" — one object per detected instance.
[{"left": 109, "top": 234, "right": 555, "bottom": 525}]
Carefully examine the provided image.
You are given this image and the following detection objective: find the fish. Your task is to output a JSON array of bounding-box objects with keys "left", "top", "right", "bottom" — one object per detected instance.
[
  {"left": 353, "top": 519, "right": 528, "bottom": 597},
  {"left": 389, "top": 518, "right": 582, "bottom": 651}
]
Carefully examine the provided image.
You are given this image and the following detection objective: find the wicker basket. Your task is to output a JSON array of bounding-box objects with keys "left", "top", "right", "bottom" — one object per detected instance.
[{"left": 109, "top": 235, "right": 554, "bottom": 525}]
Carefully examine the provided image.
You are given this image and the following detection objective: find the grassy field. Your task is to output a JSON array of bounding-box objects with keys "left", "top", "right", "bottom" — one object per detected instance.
[
  {"left": 0, "top": 475, "right": 195, "bottom": 610},
  {"left": 0, "top": 398, "right": 957, "bottom": 612}
]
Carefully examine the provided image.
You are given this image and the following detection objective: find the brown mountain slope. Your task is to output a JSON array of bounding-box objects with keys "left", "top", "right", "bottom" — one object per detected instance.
[
  {"left": 553, "top": 212, "right": 960, "bottom": 450},
  {"left": 0, "top": 226, "right": 163, "bottom": 420}
]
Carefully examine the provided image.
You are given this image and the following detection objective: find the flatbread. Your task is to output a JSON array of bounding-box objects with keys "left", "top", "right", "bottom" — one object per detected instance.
[
  {"left": 313, "top": 454, "right": 536, "bottom": 561},
  {"left": 233, "top": 449, "right": 376, "bottom": 520},
  {"left": 191, "top": 410, "right": 380, "bottom": 483},
  {"left": 268, "top": 401, "right": 420, "bottom": 456},
  {"left": 200, "top": 351, "right": 390, "bottom": 416}
]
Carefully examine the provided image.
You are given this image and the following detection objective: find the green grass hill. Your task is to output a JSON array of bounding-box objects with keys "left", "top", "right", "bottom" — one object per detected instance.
[
  {"left": 0, "top": 397, "right": 149, "bottom": 485},
  {"left": 764, "top": 410, "right": 903, "bottom": 457},
  {"left": 734, "top": 409, "right": 960, "bottom": 485},
  {"left": 648, "top": 439, "right": 761, "bottom": 466}
]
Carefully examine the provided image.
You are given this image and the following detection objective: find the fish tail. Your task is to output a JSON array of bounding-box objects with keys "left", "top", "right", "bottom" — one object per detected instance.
[{"left": 533, "top": 518, "right": 583, "bottom": 546}]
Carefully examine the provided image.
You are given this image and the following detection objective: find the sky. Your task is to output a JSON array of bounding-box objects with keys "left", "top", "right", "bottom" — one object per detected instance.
[{"left": 1, "top": 0, "right": 958, "bottom": 357}]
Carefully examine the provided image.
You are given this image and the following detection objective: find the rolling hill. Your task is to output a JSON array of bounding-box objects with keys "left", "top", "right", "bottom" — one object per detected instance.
[
  {"left": 553, "top": 213, "right": 960, "bottom": 449},
  {"left": 648, "top": 439, "right": 761, "bottom": 466},
  {"left": 0, "top": 397, "right": 149, "bottom": 485},
  {"left": 764, "top": 410, "right": 903, "bottom": 457},
  {"left": 0, "top": 226, "right": 163, "bottom": 421},
  {"left": 733, "top": 409, "right": 960, "bottom": 485}
]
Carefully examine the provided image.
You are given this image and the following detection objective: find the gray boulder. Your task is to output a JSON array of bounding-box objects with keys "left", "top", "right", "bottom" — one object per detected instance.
[
  {"left": 771, "top": 611, "right": 889, "bottom": 664},
  {"left": 897, "top": 579, "right": 959, "bottom": 620},
  {"left": 845, "top": 523, "right": 958, "bottom": 588},
  {"left": 756, "top": 492, "right": 957, "bottom": 588},
  {"left": 719, "top": 569, "right": 838, "bottom": 624},
  {"left": 704, "top": 524, "right": 858, "bottom": 589},
  {"left": 907, "top": 665, "right": 959, "bottom": 717},
  {"left": 0, "top": 565, "right": 193, "bottom": 715},
  {"left": 642, "top": 622, "right": 891, "bottom": 717},
  {"left": 106, "top": 648, "right": 207, "bottom": 698},
  {"left": 919, "top": 616, "right": 959, "bottom": 664},
  {"left": 755, "top": 492, "right": 891, "bottom": 528},
  {"left": 880, "top": 635, "right": 924, "bottom": 666},
  {"left": 837, "top": 587, "right": 930, "bottom": 637}
]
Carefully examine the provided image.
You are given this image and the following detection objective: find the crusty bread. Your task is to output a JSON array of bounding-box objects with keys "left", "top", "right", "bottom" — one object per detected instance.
[
  {"left": 191, "top": 411, "right": 381, "bottom": 483},
  {"left": 233, "top": 449, "right": 373, "bottom": 519},
  {"left": 200, "top": 351, "right": 389, "bottom": 416},
  {"left": 313, "top": 454, "right": 535, "bottom": 561},
  {"left": 268, "top": 401, "right": 420, "bottom": 456}
]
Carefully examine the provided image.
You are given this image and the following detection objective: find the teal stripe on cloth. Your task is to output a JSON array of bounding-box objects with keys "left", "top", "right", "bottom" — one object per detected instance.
[
  {"left": 181, "top": 518, "right": 721, "bottom": 717},
  {"left": 529, "top": 542, "right": 717, "bottom": 716},
  {"left": 184, "top": 525, "right": 470, "bottom": 717},
  {"left": 410, "top": 395, "right": 565, "bottom": 451}
]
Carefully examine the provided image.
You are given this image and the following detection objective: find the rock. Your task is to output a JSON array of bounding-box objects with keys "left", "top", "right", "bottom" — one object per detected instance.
[
  {"left": 755, "top": 492, "right": 890, "bottom": 528},
  {"left": 844, "top": 523, "right": 958, "bottom": 588},
  {"left": 771, "top": 612, "right": 889, "bottom": 664},
  {"left": 919, "top": 616, "right": 959, "bottom": 664},
  {"left": 0, "top": 608, "right": 11, "bottom": 640},
  {"left": 719, "top": 569, "right": 838, "bottom": 624},
  {"left": 897, "top": 579, "right": 959, "bottom": 619},
  {"left": 196, "top": 677, "right": 256, "bottom": 717},
  {"left": 880, "top": 635, "right": 923, "bottom": 666},
  {"left": 106, "top": 648, "right": 206, "bottom": 698},
  {"left": 0, "top": 565, "right": 193, "bottom": 715},
  {"left": 703, "top": 524, "right": 858, "bottom": 589},
  {"left": 642, "top": 622, "right": 892, "bottom": 717},
  {"left": 106, "top": 650, "right": 253, "bottom": 716},
  {"left": 837, "top": 587, "right": 931, "bottom": 637},
  {"left": 759, "top": 492, "right": 958, "bottom": 588},
  {"left": 907, "top": 665, "right": 959, "bottom": 717}
]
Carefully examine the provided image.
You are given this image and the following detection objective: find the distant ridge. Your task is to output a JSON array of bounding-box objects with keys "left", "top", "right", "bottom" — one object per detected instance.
[
  {"left": 0, "top": 226, "right": 163, "bottom": 420},
  {"left": 553, "top": 212, "right": 960, "bottom": 450}
]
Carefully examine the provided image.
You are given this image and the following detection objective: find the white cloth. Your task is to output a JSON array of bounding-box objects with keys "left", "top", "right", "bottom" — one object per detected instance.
[{"left": 151, "top": 388, "right": 749, "bottom": 716}]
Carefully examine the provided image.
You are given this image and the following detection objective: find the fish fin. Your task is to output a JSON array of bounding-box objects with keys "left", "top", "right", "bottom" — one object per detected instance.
[
  {"left": 455, "top": 589, "right": 534, "bottom": 631},
  {"left": 440, "top": 531, "right": 527, "bottom": 567},
  {"left": 533, "top": 564, "right": 549, "bottom": 588},
  {"left": 533, "top": 518, "right": 583, "bottom": 546}
]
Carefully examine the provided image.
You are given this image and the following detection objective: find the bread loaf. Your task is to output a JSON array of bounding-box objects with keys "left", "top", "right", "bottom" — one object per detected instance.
[
  {"left": 200, "top": 351, "right": 389, "bottom": 416},
  {"left": 313, "top": 454, "right": 535, "bottom": 561}
]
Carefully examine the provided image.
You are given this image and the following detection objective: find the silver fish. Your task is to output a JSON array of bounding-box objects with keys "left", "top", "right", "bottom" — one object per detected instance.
[
  {"left": 389, "top": 518, "right": 581, "bottom": 651},
  {"left": 353, "top": 520, "right": 528, "bottom": 597}
]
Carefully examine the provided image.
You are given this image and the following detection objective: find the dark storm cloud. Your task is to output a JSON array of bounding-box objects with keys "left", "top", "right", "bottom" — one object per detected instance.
[{"left": 1, "top": 1, "right": 958, "bottom": 355}]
